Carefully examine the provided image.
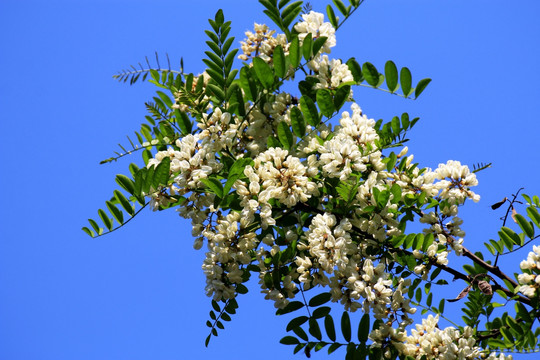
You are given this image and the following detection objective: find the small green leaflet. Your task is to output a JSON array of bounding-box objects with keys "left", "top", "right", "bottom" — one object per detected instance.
[
  {"left": 106, "top": 200, "right": 124, "bottom": 225},
  {"left": 316, "top": 89, "right": 334, "bottom": 117},
  {"left": 300, "top": 95, "right": 319, "bottom": 126},
  {"left": 333, "top": 85, "right": 350, "bottom": 111},
  {"left": 290, "top": 106, "right": 306, "bottom": 137},
  {"left": 400, "top": 67, "right": 412, "bottom": 97},
  {"left": 153, "top": 157, "right": 171, "bottom": 188},
  {"left": 289, "top": 36, "right": 301, "bottom": 68},
  {"left": 114, "top": 190, "right": 134, "bottom": 216},
  {"left": 252, "top": 57, "right": 274, "bottom": 89},
  {"left": 362, "top": 62, "right": 379, "bottom": 87},
  {"left": 115, "top": 174, "right": 135, "bottom": 194},
  {"left": 200, "top": 178, "right": 224, "bottom": 198},
  {"left": 223, "top": 157, "right": 253, "bottom": 195},
  {"left": 277, "top": 121, "right": 294, "bottom": 150},
  {"left": 273, "top": 45, "right": 286, "bottom": 78},
  {"left": 302, "top": 33, "right": 313, "bottom": 61},
  {"left": 414, "top": 78, "right": 432, "bottom": 99},
  {"left": 340, "top": 311, "right": 351, "bottom": 342},
  {"left": 384, "top": 60, "right": 398, "bottom": 92},
  {"left": 98, "top": 208, "right": 113, "bottom": 231}
]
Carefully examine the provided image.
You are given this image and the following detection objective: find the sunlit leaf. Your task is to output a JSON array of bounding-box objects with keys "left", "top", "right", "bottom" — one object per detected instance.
[
  {"left": 384, "top": 60, "right": 398, "bottom": 92},
  {"left": 400, "top": 67, "right": 412, "bottom": 97}
]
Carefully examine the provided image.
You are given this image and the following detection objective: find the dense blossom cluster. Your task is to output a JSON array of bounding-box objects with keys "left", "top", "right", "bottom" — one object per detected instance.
[
  {"left": 518, "top": 245, "right": 540, "bottom": 297},
  {"left": 134, "top": 9, "right": 530, "bottom": 360},
  {"left": 238, "top": 23, "right": 288, "bottom": 62}
]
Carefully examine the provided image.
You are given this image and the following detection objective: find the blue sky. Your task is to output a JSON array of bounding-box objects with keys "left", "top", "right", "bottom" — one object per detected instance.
[{"left": 1, "top": 1, "right": 539, "bottom": 359}]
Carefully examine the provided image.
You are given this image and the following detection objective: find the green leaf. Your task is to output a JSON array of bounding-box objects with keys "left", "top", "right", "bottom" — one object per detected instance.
[
  {"left": 82, "top": 227, "right": 94, "bottom": 237},
  {"left": 308, "top": 318, "right": 322, "bottom": 340},
  {"left": 422, "top": 233, "right": 434, "bottom": 252},
  {"left": 200, "top": 178, "right": 224, "bottom": 198},
  {"left": 228, "top": 84, "right": 246, "bottom": 117},
  {"left": 289, "top": 36, "right": 301, "bottom": 68},
  {"left": 362, "top": 62, "right": 379, "bottom": 87},
  {"left": 274, "top": 45, "right": 286, "bottom": 78},
  {"left": 292, "top": 326, "right": 309, "bottom": 341},
  {"left": 415, "top": 287, "right": 422, "bottom": 302},
  {"left": 153, "top": 157, "right": 171, "bottom": 188},
  {"left": 438, "top": 299, "right": 445, "bottom": 313},
  {"left": 214, "top": 9, "right": 224, "bottom": 25},
  {"left": 341, "top": 311, "right": 351, "bottom": 342},
  {"left": 334, "top": 85, "right": 350, "bottom": 111},
  {"left": 384, "top": 60, "right": 398, "bottom": 92},
  {"left": 175, "top": 110, "right": 192, "bottom": 135},
  {"left": 223, "top": 157, "right": 253, "bottom": 195},
  {"left": 309, "top": 292, "right": 332, "bottom": 307},
  {"left": 277, "top": 121, "right": 294, "bottom": 150},
  {"left": 302, "top": 33, "right": 313, "bottom": 61},
  {"left": 498, "top": 229, "right": 514, "bottom": 250},
  {"left": 282, "top": 3, "right": 302, "bottom": 29},
  {"left": 207, "top": 83, "right": 225, "bottom": 101},
  {"left": 312, "top": 306, "right": 331, "bottom": 319},
  {"left": 327, "top": 343, "right": 342, "bottom": 354},
  {"left": 426, "top": 292, "right": 433, "bottom": 307},
  {"left": 316, "top": 89, "right": 335, "bottom": 117},
  {"left": 358, "top": 314, "right": 370, "bottom": 343},
  {"left": 501, "top": 226, "right": 522, "bottom": 245},
  {"left": 253, "top": 57, "right": 274, "bottom": 89},
  {"left": 106, "top": 201, "right": 124, "bottom": 225},
  {"left": 290, "top": 106, "right": 306, "bottom": 137},
  {"left": 300, "top": 95, "right": 320, "bottom": 126},
  {"left": 235, "top": 283, "right": 248, "bottom": 294},
  {"left": 346, "top": 58, "right": 363, "bottom": 83},
  {"left": 267, "top": 136, "right": 281, "bottom": 149},
  {"left": 280, "top": 336, "right": 300, "bottom": 345},
  {"left": 527, "top": 206, "right": 540, "bottom": 228},
  {"left": 312, "top": 36, "right": 328, "bottom": 56},
  {"left": 324, "top": 315, "right": 336, "bottom": 342},
  {"left": 239, "top": 66, "right": 257, "bottom": 102},
  {"left": 115, "top": 174, "right": 135, "bottom": 195},
  {"left": 287, "top": 316, "right": 309, "bottom": 331},
  {"left": 390, "top": 183, "right": 402, "bottom": 203},
  {"left": 333, "top": 0, "right": 348, "bottom": 16},
  {"left": 414, "top": 78, "right": 432, "bottom": 99},
  {"left": 515, "top": 214, "right": 535, "bottom": 238},
  {"left": 156, "top": 91, "right": 173, "bottom": 108},
  {"left": 88, "top": 218, "right": 102, "bottom": 235},
  {"left": 276, "top": 300, "right": 304, "bottom": 315},
  {"left": 400, "top": 67, "right": 412, "bottom": 97},
  {"left": 326, "top": 5, "right": 338, "bottom": 28},
  {"left": 98, "top": 208, "right": 113, "bottom": 231}
]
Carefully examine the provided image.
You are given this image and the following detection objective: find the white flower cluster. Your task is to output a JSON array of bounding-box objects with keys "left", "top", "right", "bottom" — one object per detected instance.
[
  {"left": 371, "top": 314, "right": 514, "bottom": 360},
  {"left": 308, "top": 55, "right": 354, "bottom": 90},
  {"left": 235, "top": 147, "right": 319, "bottom": 229},
  {"left": 135, "top": 12, "right": 504, "bottom": 358},
  {"left": 418, "top": 160, "right": 480, "bottom": 205},
  {"left": 238, "top": 23, "right": 288, "bottom": 63},
  {"left": 400, "top": 315, "right": 480, "bottom": 359},
  {"left": 518, "top": 245, "right": 540, "bottom": 297},
  {"left": 294, "top": 11, "right": 336, "bottom": 53},
  {"left": 318, "top": 104, "right": 383, "bottom": 179},
  {"left": 244, "top": 92, "right": 293, "bottom": 155}
]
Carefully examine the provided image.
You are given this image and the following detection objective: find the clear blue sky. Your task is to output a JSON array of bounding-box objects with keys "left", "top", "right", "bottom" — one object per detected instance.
[{"left": 1, "top": 1, "right": 539, "bottom": 359}]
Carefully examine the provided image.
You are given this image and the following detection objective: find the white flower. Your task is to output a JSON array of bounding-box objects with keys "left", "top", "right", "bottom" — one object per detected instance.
[{"left": 294, "top": 11, "right": 336, "bottom": 53}]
